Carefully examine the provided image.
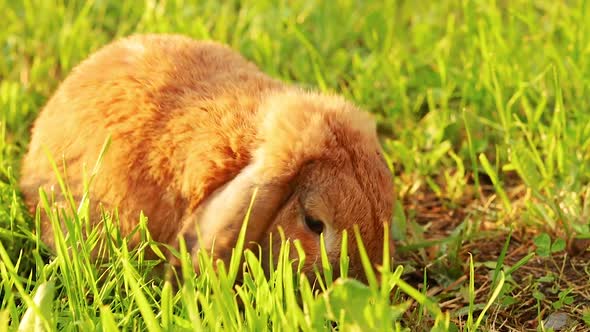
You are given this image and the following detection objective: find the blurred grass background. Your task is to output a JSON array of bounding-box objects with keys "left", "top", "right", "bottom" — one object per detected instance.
[{"left": 1, "top": 0, "right": 589, "bottom": 330}]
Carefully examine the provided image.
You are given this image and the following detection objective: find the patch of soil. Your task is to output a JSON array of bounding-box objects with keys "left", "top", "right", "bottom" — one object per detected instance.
[{"left": 395, "top": 178, "right": 590, "bottom": 331}]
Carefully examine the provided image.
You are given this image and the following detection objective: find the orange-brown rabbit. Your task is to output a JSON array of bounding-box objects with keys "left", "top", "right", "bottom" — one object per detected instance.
[{"left": 20, "top": 34, "right": 394, "bottom": 280}]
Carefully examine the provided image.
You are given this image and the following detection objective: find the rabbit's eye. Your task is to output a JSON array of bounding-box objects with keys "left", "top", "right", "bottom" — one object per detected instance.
[{"left": 304, "top": 215, "right": 324, "bottom": 235}]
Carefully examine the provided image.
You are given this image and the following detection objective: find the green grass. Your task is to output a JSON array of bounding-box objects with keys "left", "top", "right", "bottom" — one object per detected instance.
[{"left": 1, "top": 0, "right": 590, "bottom": 330}]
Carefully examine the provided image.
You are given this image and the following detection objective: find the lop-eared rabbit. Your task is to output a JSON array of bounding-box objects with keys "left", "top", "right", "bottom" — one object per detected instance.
[{"left": 20, "top": 34, "right": 394, "bottom": 280}]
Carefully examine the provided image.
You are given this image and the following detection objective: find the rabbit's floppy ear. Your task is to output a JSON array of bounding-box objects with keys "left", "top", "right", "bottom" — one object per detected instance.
[
  {"left": 174, "top": 90, "right": 343, "bottom": 272},
  {"left": 177, "top": 158, "right": 294, "bottom": 270}
]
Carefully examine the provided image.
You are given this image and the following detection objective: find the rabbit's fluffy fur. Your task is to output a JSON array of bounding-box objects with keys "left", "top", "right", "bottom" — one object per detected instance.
[{"left": 20, "top": 34, "right": 394, "bottom": 280}]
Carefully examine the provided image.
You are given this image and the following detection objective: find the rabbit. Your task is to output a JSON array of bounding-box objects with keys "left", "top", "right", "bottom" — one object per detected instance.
[{"left": 20, "top": 34, "right": 394, "bottom": 281}]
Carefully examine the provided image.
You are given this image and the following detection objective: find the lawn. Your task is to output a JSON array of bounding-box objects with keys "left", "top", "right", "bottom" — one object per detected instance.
[{"left": 1, "top": 0, "right": 590, "bottom": 331}]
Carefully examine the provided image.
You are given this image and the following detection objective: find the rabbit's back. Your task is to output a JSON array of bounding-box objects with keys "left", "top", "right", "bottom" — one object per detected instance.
[{"left": 20, "top": 34, "right": 283, "bottom": 247}]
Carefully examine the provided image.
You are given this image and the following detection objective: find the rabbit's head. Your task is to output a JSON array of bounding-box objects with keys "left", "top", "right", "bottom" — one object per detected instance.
[{"left": 179, "top": 90, "right": 394, "bottom": 282}]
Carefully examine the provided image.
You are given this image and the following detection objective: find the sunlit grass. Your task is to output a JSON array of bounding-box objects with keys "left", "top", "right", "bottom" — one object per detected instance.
[{"left": 1, "top": 0, "right": 589, "bottom": 330}]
